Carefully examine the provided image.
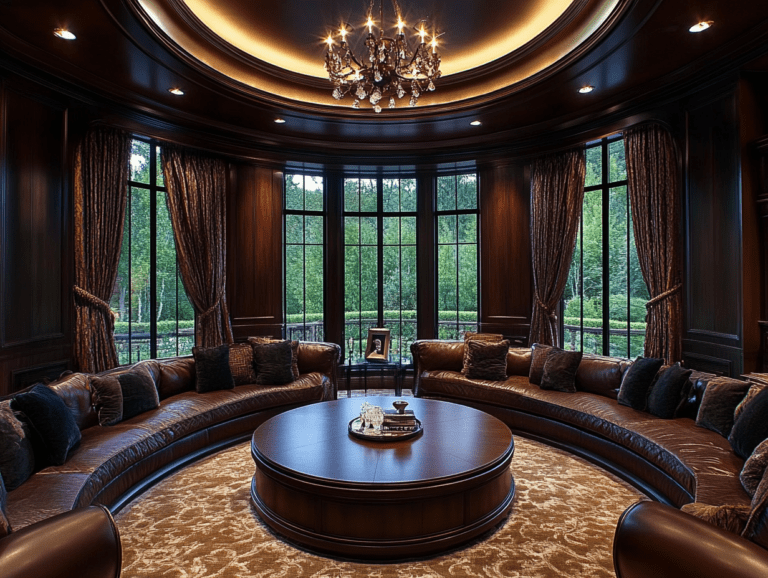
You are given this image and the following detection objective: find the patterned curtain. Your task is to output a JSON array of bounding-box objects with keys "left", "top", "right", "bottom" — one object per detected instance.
[
  {"left": 528, "top": 148, "right": 586, "bottom": 346},
  {"left": 625, "top": 122, "right": 682, "bottom": 363},
  {"left": 161, "top": 146, "right": 233, "bottom": 347},
  {"left": 73, "top": 128, "right": 131, "bottom": 372}
]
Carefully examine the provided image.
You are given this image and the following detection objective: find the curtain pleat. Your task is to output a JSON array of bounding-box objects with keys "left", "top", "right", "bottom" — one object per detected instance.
[
  {"left": 73, "top": 128, "right": 131, "bottom": 373},
  {"left": 625, "top": 122, "right": 682, "bottom": 363},
  {"left": 528, "top": 148, "right": 586, "bottom": 346},
  {"left": 161, "top": 146, "right": 233, "bottom": 347}
]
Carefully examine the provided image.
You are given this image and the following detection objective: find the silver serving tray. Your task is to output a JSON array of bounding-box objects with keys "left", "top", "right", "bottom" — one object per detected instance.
[{"left": 348, "top": 417, "right": 423, "bottom": 442}]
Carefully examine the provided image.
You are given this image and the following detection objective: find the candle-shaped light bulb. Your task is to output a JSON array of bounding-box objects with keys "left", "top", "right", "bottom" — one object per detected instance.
[
  {"left": 339, "top": 26, "right": 348, "bottom": 41},
  {"left": 366, "top": 16, "right": 375, "bottom": 34},
  {"left": 419, "top": 26, "right": 427, "bottom": 43},
  {"left": 397, "top": 18, "right": 405, "bottom": 34},
  {"left": 430, "top": 38, "right": 438, "bottom": 53},
  {"left": 326, "top": 34, "right": 334, "bottom": 47}
]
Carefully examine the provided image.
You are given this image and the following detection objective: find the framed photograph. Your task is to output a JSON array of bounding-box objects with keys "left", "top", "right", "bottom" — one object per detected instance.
[{"left": 365, "top": 328, "right": 391, "bottom": 362}]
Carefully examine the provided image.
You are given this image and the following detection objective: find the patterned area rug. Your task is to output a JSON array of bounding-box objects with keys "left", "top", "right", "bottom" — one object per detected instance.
[{"left": 116, "top": 433, "right": 647, "bottom": 577}]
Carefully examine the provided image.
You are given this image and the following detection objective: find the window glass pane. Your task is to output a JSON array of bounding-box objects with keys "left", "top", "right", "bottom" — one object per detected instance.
[
  {"left": 582, "top": 188, "right": 603, "bottom": 354},
  {"left": 457, "top": 174, "right": 477, "bottom": 210},
  {"left": 285, "top": 174, "right": 304, "bottom": 211},
  {"left": 285, "top": 245, "right": 304, "bottom": 319},
  {"left": 563, "top": 223, "right": 582, "bottom": 353},
  {"left": 437, "top": 176, "right": 456, "bottom": 211},
  {"left": 438, "top": 215, "right": 457, "bottom": 244},
  {"left": 458, "top": 214, "right": 477, "bottom": 243},
  {"left": 360, "top": 216, "right": 377, "bottom": 245},
  {"left": 344, "top": 216, "right": 360, "bottom": 245},
  {"left": 361, "top": 245, "right": 378, "bottom": 313},
  {"left": 285, "top": 214, "right": 303, "bottom": 244},
  {"left": 609, "top": 139, "right": 627, "bottom": 183},
  {"left": 344, "top": 178, "right": 359, "bottom": 212},
  {"left": 305, "top": 215, "right": 323, "bottom": 245},
  {"left": 360, "top": 178, "right": 377, "bottom": 212},
  {"left": 111, "top": 202, "right": 132, "bottom": 365},
  {"left": 383, "top": 245, "right": 400, "bottom": 311},
  {"left": 383, "top": 217, "right": 399, "bottom": 245},
  {"left": 304, "top": 244, "right": 324, "bottom": 341},
  {"left": 401, "top": 179, "right": 417, "bottom": 212},
  {"left": 458, "top": 244, "right": 477, "bottom": 314},
  {"left": 130, "top": 186, "right": 151, "bottom": 361},
  {"left": 156, "top": 191, "right": 179, "bottom": 358},
  {"left": 345, "top": 247, "right": 360, "bottom": 314},
  {"left": 437, "top": 243, "right": 457, "bottom": 327},
  {"left": 609, "top": 185, "right": 629, "bottom": 358},
  {"left": 130, "top": 140, "right": 150, "bottom": 184},
  {"left": 585, "top": 145, "right": 602, "bottom": 187},
  {"left": 401, "top": 216, "right": 416, "bottom": 245},
  {"left": 305, "top": 176, "right": 323, "bottom": 211},
  {"left": 155, "top": 146, "right": 164, "bottom": 188},
  {"left": 383, "top": 179, "right": 399, "bottom": 212}
]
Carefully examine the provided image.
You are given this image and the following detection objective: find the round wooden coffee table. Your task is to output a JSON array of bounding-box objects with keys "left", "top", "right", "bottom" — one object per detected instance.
[{"left": 250, "top": 396, "right": 515, "bottom": 560}]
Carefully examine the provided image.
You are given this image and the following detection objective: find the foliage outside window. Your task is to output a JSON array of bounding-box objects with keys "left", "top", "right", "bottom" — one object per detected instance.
[
  {"left": 109, "top": 139, "right": 195, "bottom": 364},
  {"left": 284, "top": 174, "right": 324, "bottom": 341},
  {"left": 436, "top": 174, "right": 479, "bottom": 339},
  {"left": 563, "top": 136, "right": 648, "bottom": 358},
  {"left": 344, "top": 177, "right": 417, "bottom": 362}
]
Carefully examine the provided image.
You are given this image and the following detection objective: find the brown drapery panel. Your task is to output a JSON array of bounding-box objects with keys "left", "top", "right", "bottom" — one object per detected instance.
[
  {"left": 162, "top": 146, "right": 233, "bottom": 347},
  {"left": 625, "top": 122, "right": 682, "bottom": 363},
  {"left": 73, "top": 128, "right": 131, "bottom": 373},
  {"left": 528, "top": 148, "right": 586, "bottom": 346}
]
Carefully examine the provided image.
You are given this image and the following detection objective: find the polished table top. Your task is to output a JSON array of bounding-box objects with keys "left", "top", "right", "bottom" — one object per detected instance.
[{"left": 251, "top": 396, "right": 514, "bottom": 486}]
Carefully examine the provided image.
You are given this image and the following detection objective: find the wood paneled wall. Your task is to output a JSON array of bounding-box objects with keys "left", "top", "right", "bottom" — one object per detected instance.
[{"left": 0, "top": 78, "right": 73, "bottom": 395}]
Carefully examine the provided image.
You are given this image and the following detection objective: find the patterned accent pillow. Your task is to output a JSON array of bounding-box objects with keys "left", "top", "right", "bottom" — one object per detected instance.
[
  {"left": 681, "top": 502, "right": 751, "bottom": 534},
  {"left": 464, "top": 340, "right": 510, "bottom": 381},
  {"left": 528, "top": 343, "right": 553, "bottom": 385},
  {"left": 248, "top": 337, "right": 300, "bottom": 380},
  {"left": 229, "top": 343, "right": 256, "bottom": 385},
  {"left": 0, "top": 401, "right": 35, "bottom": 490},
  {"left": 251, "top": 340, "right": 295, "bottom": 385},
  {"left": 90, "top": 375, "right": 124, "bottom": 426},
  {"left": 695, "top": 377, "right": 751, "bottom": 438},
  {"left": 461, "top": 332, "right": 504, "bottom": 375},
  {"left": 540, "top": 348, "right": 582, "bottom": 393},
  {"left": 741, "top": 438, "right": 768, "bottom": 497}
]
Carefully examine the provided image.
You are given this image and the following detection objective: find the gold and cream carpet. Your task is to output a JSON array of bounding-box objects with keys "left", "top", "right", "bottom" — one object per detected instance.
[{"left": 115, "top": 432, "right": 647, "bottom": 577}]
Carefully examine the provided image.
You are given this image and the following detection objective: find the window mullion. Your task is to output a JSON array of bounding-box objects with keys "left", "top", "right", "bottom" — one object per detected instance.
[{"left": 601, "top": 139, "right": 610, "bottom": 356}]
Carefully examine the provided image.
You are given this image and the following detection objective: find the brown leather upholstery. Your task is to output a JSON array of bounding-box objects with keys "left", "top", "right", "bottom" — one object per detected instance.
[
  {"left": 297, "top": 341, "right": 341, "bottom": 399},
  {"left": 156, "top": 357, "right": 195, "bottom": 400},
  {"left": 0, "top": 505, "right": 121, "bottom": 578},
  {"left": 614, "top": 501, "right": 768, "bottom": 578},
  {"left": 575, "top": 354, "right": 629, "bottom": 398},
  {"left": 50, "top": 372, "right": 98, "bottom": 430}
]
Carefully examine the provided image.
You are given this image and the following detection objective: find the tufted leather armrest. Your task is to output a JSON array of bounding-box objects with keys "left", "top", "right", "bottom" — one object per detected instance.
[
  {"left": 0, "top": 505, "right": 121, "bottom": 578},
  {"left": 614, "top": 501, "right": 768, "bottom": 578}
]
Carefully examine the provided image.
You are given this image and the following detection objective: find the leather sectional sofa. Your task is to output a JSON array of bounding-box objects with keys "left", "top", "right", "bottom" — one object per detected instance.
[
  {"left": 410, "top": 339, "right": 768, "bottom": 570},
  {"left": 2, "top": 341, "right": 340, "bottom": 532}
]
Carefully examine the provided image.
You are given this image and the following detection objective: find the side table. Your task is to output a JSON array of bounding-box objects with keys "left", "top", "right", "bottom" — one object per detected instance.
[{"left": 340, "top": 360, "right": 404, "bottom": 396}]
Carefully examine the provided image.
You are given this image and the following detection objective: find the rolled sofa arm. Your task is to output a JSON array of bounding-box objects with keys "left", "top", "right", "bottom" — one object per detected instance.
[
  {"left": 410, "top": 340, "right": 465, "bottom": 396},
  {"left": 614, "top": 501, "right": 768, "bottom": 578},
  {"left": 298, "top": 341, "right": 341, "bottom": 399},
  {"left": 0, "top": 505, "right": 121, "bottom": 578}
]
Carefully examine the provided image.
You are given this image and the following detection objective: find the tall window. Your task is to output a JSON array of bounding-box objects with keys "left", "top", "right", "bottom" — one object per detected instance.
[
  {"left": 344, "top": 177, "right": 417, "bottom": 362},
  {"left": 436, "top": 173, "right": 479, "bottom": 339},
  {"left": 284, "top": 174, "right": 324, "bottom": 341},
  {"left": 110, "top": 139, "right": 195, "bottom": 364},
  {"left": 563, "top": 136, "right": 648, "bottom": 358}
]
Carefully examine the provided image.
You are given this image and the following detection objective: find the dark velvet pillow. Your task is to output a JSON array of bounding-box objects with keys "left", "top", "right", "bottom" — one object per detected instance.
[
  {"left": 464, "top": 339, "right": 510, "bottom": 381},
  {"left": 193, "top": 344, "right": 236, "bottom": 393},
  {"left": 647, "top": 363, "right": 693, "bottom": 419},
  {"left": 617, "top": 357, "right": 665, "bottom": 411},
  {"left": 695, "top": 377, "right": 751, "bottom": 438},
  {"left": 0, "top": 401, "right": 35, "bottom": 491},
  {"left": 540, "top": 348, "right": 582, "bottom": 393},
  {"left": 461, "top": 332, "right": 504, "bottom": 375},
  {"left": 729, "top": 387, "right": 768, "bottom": 459},
  {"left": 90, "top": 375, "right": 124, "bottom": 426},
  {"left": 252, "top": 340, "right": 296, "bottom": 385},
  {"left": 229, "top": 343, "right": 257, "bottom": 385},
  {"left": 248, "top": 337, "right": 300, "bottom": 380},
  {"left": 741, "top": 438, "right": 768, "bottom": 497},
  {"left": 117, "top": 365, "right": 160, "bottom": 421},
  {"left": 10, "top": 384, "right": 81, "bottom": 466},
  {"left": 0, "top": 471, "right": 10, "bottom": 538},
  {"left": 528, "top": 343, "right": 553, "bottom": 385},
  {"left": 681, "top": 502, "right": 751, "bottom": 535}
]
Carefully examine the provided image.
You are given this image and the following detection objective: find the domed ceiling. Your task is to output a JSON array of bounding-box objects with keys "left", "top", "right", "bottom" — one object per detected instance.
[{"left": 135, "top": 0, "right": 621, "bottom": 109}]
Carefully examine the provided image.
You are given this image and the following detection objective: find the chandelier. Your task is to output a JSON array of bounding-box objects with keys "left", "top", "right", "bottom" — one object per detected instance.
[{"left": 324, "top": 0, "right": 442, "bottom": 113}]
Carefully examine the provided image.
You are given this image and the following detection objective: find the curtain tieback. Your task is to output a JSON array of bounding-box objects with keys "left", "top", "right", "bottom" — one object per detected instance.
[
  {"left": 199, "top": 289, "right": 224, "bottom": 322},
  {"left": 74, "top": 286, "right": 116, "bottom": 322},
  {"left": 645, "top": 283, "right": 682, "bottom": 310},
  {"left": 536, "top": 295, "right": 558, "bottom": 321}
]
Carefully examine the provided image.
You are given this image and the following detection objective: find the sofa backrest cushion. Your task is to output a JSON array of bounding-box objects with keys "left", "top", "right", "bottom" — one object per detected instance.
[
  {"left": 575, "top": 355, "right": 628, "bottom": 399},
  {"left": 156, "top": 357, "right": 195, "bottom": 400},
  {"left": 50, "top": 372, "right": 98, "bottom": 431},
  {"left": 506, "top": 347, "right": 532, "bottom": 376}
]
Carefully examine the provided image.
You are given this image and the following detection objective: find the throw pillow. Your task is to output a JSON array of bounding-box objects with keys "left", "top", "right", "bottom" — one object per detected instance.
[
  {"left": 0, "top": 401, "right": 35, "bottom": 491},
  {"left": 252, "top": 340, "right": 296, "bottom": 385},
  {"left": 617, "top": 357, "right": 665, "bottom": 411},
  {"left": 193, "top": 344, "right": 236, "bottom": 393},
  {"left": 741, "top": 438, "right": 768, "bottom": 497},
  {"left": 89, "top": 375, "right": 124, "bottom": 426},
  {"left": 681, "top": 502, "right": 751, "bottom": 534},
  {"left": 735, "top": 382, "right": 768, "bottom": 423},
  {"left": 117, "top": 364, "right": 160, "bottom": 421},
  {"left": 529, "top": 343, "right": 553, "bottom": 385},
  {"left": 464, "top": 339, "right": 510, "bottom": 381},
  {"left": 248, "top": 337, "right": 300, "bottom": 380},
  {"left": 229, "top": 343, "right": 257, "bottom": 385},
  {"left": 461, "top": 332, "right": 504, "bottom": 375},
  {"left": 647, "top": 363, "right": 693, "bottom": 419},
  {"left": 743, "top": 465, "right": 768, "bottom": 549},
  {"left": 0, "top": 471, "right": 10, "bottom": 538},
  {"left": 10, "top": 384, "right": 81, "bottom": 466},
  {"left": 540, "top": 348, "right": 583, "bottom": 393},
  {"left": 729, "top": 387, "right": 768, "bottom": 459},
  {"left": 695, "top": 377, "right": 751, "bottom": 438}
]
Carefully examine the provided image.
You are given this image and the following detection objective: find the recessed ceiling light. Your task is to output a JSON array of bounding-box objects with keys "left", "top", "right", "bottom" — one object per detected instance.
[
  {"left": 579, "top": 85, "right": 594, "bottom": 94},
  {"left": 53, "top": 28, "right": 76, "bottom": 40},
  {"left": 470, "top": 120, "right": 482, "bottom": 126},
  {"left": 689, "top": 21, "right": 713, "bottom": 33},
  {"left": 274, "top": 118, "right": 286, "bottom": 124},
  {"left": 168, "top": 88, "right": 184, "bottom": 96}
]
